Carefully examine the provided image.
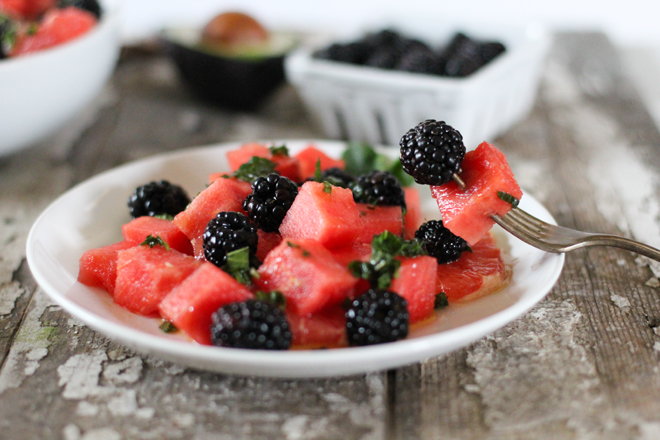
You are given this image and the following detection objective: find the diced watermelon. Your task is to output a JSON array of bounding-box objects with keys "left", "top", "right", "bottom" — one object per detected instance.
[
  {"left": 226, "top": 143, "right": 301, "bottom": 182},
  {"left": 329, "top": 241, "right": 372, "bottom": 267},
  {"left": 114, "top": 245, "right": 202, "bottom": 316},
  {"left": 10, "top": 7, "right": 96, "bottom": 56},
  {"left": 288, "top": 306, "right": 347, "bottom": 348},
  {"left": 389, "top": 256, "right": 438, "bottom": 323},
  {"left": 294, "top": 145, "right": 345, "bottom": 180},
  {"left": 77, "top": 241, "right": 134, "bottom": 294},
  {"left": 159, "top": 262, "right": 253, "bottom": 345},
  {"left": 435, "top": 234, "right": 510, "bottom": 303},
  {"left": 256, "top": 229, "right": 282, "bottom": 262},
  {"left": 431, "top": 141, "right": 522, "bottom": 245},
  {"left": 172, "top": 177, "right": 252, "bottom": 242},
  {"left": 255, "top": 238, "right": 358, "bottom": 316},
  {"left": 355, "top": 203, "right": 403, "bottom": 244},
  {"left": 122, "top": 216, "right": 193, "bottom": 255},
  {"left": 403, "top": 187, "right": 423, "bottom": 240},
  {"left": 279, "top": 181, "right": 362, "bottom": 249}
]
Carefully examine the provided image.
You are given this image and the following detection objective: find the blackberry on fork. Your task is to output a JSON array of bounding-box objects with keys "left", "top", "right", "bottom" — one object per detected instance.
[{"left": 399, "top": 119, "right": 465, "bottom": 186}]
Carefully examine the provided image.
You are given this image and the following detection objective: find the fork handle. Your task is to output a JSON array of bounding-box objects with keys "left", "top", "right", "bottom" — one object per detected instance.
[{"left": 577, "top": 234, "right": 660, "bottom": 263}]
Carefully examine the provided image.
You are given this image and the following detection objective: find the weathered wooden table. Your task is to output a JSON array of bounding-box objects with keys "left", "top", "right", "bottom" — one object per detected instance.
[{"left": 2, "top": 32, "right": 660, "bottom": 440}]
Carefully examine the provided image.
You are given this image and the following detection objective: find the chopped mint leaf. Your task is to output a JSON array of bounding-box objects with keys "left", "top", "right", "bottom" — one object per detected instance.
[
  {"left": 313, "top": 158, "right": 323, "bottom": 182},
  {"left": 222, "top": 247, "right": 255, "bottom": 285},
  {"left": 497, "top": 191, "right": 520, "bottom": 208},
  {"left": 269, "top": 145, "right": 289, "bottom": 156},
  {"left": 228, "top": 156, "right": 277, "bottom": 183},
  {"left": 434, "top": 292, "right": 449, "bottom": 309},
  {"left": 153, "top": 213, "right": 174, "bottom": 221},
  {"left": 159, "top": 321, "right": 178, "bottom": 333},
  {"left": 140, "top": 235, "right": 170, "bottom": 250},
  {"left": 342, "top": 141, "right": 413, "bottom": 187},
  {"left": 255, "top": 290, "right": 286, "bottom": 310},
  {"left": 349, "top": 231, "right": 426, "bottom": 289},
  {"left": 323, "top": 181, "right": 333, "bottom": 194}
]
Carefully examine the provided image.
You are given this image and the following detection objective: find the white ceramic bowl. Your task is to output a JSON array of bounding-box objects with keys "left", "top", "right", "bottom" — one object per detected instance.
[
  {"left": 285, "top": 21, "right": 551, "bottom": 149},
  {"left": 0, "top": 1, "right": 121, "bottom": 156}
]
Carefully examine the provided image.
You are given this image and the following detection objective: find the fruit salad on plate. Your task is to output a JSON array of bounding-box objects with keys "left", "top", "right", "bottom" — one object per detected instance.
[
  {"left": 78, "top": 120, "right": 522, "bottom": 350},
  {"left": 0, "top": 0, "right": 101, "bottom": 58}
]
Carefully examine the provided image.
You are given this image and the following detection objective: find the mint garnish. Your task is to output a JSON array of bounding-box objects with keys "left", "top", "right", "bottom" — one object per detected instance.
[
  {"left": 342, "top": 141, "right": 413, "bottom": 187},
  {"left": 224, "top": 156, "right": 277, "bottom": 183},
  {"left": 140, "top": 235, "right": 170, "bottom": 250},
  {"left": 269, "top": 145, "right": 290, "bottom": 156},
  {"left": 254, "top": 290, "right": 286, "bottom": 310},
  {"left": 222, "top": 247, "right": 258, "bottom": 285},
  {"left": 497, "top": 191, "right": 520, "bottom": 208},
  {"left": 434, "top": 292, "right": 449, "bottom": 310},
  {"left": 159, "top": 321, "right": 178, "bottom": 333}
]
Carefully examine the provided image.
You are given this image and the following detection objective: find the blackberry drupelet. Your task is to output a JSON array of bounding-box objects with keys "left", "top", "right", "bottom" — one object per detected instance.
[
  {"left": 210, "top": 300, "right": 292, "bottom": 350},
  {"left": 399, "top": 119, "right": 465, "bottom": 186},
  {"left": 243, "top": 173, "right": 298, "bottom": 232},
  {"left": 345, "top": 289, "right": 409, "bottom": 346},
  {"left": 203, "top": 211, "right": 259, "bottom": 269},
  {"left": 128, "top": 180, "right": 190, "bottom": 218},
  {"left": 396, "top": 45, "right": 443, "bottom": 75},
  {"left": 351, "top": 170, "right": 406, "bottom": 209},
  {"left": 415, "top": 219, "right": 468, "bottom": 264}
]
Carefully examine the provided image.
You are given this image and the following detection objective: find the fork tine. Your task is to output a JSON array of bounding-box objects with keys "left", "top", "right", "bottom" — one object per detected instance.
[
  {"left": 506, "top": 207, "right": 547, "bottom": 231},
  {"left": 492, "top": 210, "right": 561, "bottom": 253}
]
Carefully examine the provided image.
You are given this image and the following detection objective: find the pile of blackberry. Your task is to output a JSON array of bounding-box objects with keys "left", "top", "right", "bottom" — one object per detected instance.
[
  {"left": 345, "top": 289, "right": 409, "bottom": 346},
  {"left": 127, "top": 180, "right": 191, "bottom": 218},
  {"left": 314, "top": 29, "right": 505, "bottom": 78},
  {"left": 202, "top": 211, "right": 260, "bottom": 269},
  {"left": 210, "top": 300, "right": 292, "bottom": 350},
  {"left": 415, "top": 220, "right": 468, "bottom": 264}
]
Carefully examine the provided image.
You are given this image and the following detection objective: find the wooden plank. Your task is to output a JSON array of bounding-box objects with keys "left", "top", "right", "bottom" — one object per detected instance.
[{"left": 392, "top": 33, "right": 660, "bottom": 439}]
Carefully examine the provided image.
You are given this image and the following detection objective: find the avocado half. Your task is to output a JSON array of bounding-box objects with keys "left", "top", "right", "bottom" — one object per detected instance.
[{"left": 161, "top": 27, "right": 296, "bottom": 111}]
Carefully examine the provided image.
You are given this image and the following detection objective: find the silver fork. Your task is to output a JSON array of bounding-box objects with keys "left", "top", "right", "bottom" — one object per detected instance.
[{"left": 491, "top": 207, "right": 660, "bottom": 262}]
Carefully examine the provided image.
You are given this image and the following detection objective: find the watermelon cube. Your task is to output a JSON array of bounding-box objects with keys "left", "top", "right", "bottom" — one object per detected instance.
[
  {"left": 355, "top": 203, "right": 403, "bottom": 244},
  {"left": 256, "top": 229, "right": 282, "bottom": 262},
  {"left": 226, "top": 142, "right": 301, "bottom": 182},
  {"left": 114, "top": 246, "right": 202, "bottom": 316},
  {"left": 77, "top": 241, "right": 134, "bottom": 294},
  {"left": 294, "top": 145, "right": 345, "bottom": 180},
  {"left": 389, "top": 256, "right": 438, "bottom": 323},
  {"left": 435, "top": 234, "right": 510, "bottom": 303},
  {"left": 122, "top": 216, "right": 193, "bottom": 255},
  {"left": 159, "top": 262, "right": 253, "bottom": 345},
  {"left": 431, "top": 141, "right": 522, "bottom": 245},
  {"left": 172, "top": 177, "right": 252, "bottom": 242},
  {"left": 279, "top": 181, "right": 362, "bottom": 249},
  {"left": 255, "top": 238, "right": 359, "bottom": 316},
  {"left": 287, "top": 306, "right": 348, "bottom": 348}
]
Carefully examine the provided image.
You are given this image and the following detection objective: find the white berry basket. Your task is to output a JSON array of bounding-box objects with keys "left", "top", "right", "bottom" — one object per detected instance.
[{"left": 285, "top": 21, "right": 551, "bottom": 150}]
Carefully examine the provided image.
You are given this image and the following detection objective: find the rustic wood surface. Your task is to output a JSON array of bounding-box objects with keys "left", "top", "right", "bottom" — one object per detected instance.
[{"left": 2, "top": 32, "right": 660, "bottom": 440}]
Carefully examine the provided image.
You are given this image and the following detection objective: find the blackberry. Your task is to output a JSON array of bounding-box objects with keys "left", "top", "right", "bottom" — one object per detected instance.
[
  {"left": 203, "top": 212, "right": 259, "bottom": 269},
  {"left": 440, "top": 32, "right": 485, "bottom": 77},
  {"left": 399, "top": 119, "right": 465, "bottom": 186},
  {"left": 243, "top": 173, "right": 298, "bottom": 232},
  {"left": 128, "top": 180, "right": 190, "bottom": 218},
  {"left": 321, "top": 167, "right": 355, "bottom": 188},
  {"left": 351, "top": 170, "right": 406, "bottom": 209},
  {"left": 210, "top": 300, "right": 292, "bottom": 350},
  {"left": 415, "top": 220, "right": 468, "bottom": 264},
  {"left": 345, "top": 289, "right": 409, "bottom": 346},
  {"left": 364, "top": 46, "right": 401, "bottom": 69},
  {"left": 314, "top": 41, "right": 369, "bottom": 64},
  {"left": 396, "top": 45, "right": 443, "bottom": 75},
  {"left": 480, "top": 41, "right": 506, "bottom": 63}
]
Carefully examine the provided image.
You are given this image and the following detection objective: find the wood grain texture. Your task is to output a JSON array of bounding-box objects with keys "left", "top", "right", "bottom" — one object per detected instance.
[{"left": 2, "top": 33, "right": 660, "bottom": 439}]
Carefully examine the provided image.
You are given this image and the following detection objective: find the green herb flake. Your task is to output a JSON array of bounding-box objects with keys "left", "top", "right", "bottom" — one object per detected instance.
[
  {"left": 140, "top": 235, "right": 170, "bottom": 250},
  {"left": 497, "top": 191, "right": 520, "bottom": 208},
  {"left": 434, "top": 292, "right": 449, "bottom": 309},
  {"left": 255, "top": 290, "right": 286, "bottom": 309},
  {"left": 229, "top": 156, "right": 277, "bottom": 183},
  {"left": 348, "top": 231, "right": 425, "bottom": 289},
  {"left": 153, "top": 213, "right": 174, "bottom": 221},
  {"left": 323, "top": 181, "right": 333, "bottom": 194},
  {"left": 222, "top": 247, "right": 255, "bottom": 285},
  {"left": 286, "top": 241, "right": 310, "bottom": 257},
  {"left": 269, "top": 145, "right": 290, "bottom": 157},
  {"left": 341, "top": 141, "right": 413, "bottom": 187},
  {"left": 159, "top": 321, "right": 178, "bottom": 333},
  {"left": 313, "top": 158, "right": 323, "bottom": 182}
]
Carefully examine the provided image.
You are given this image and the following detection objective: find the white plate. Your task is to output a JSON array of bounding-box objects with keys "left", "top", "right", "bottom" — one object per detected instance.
[{"left": 26, "top": 140, "right": 564, "bottom": 377}]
